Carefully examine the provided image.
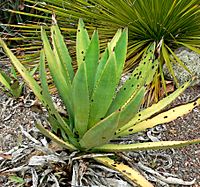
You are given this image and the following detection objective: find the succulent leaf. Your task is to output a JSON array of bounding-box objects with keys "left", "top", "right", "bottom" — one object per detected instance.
[
  {"left": 120, "top": 97, "right": 200, "bottom": 136},
  {"left": 84, "top": 30, "right": 99, "bottom": 97},
  {"left": 80, "top": 111, "right": 120, "bottom": 149},
  {"left": 117, "top": 86, "right": 145, "bottom": 128},
  {"left": 88, "top": 52, "right": 117, "bottom": 128},
  {"left": 39, "top": 50, "right": 75, "bottom": 140},
  {"left": 95, "top": 48, "right": 109, "bottom": 83},
  {"left": 76, "top": 18, "right": 90, "bottom": 66},
  {"left": 72, "top": 62, "right": 90, "bottom": 138},
  {"left": 93, "top": 139, "right": 200, "bottom": 152},
  {"left": 114, "top": 28, "right": 128, "bottom": 82},
  {"left": 0, "top": 70, "right": 12, "bottom": 90},
  {"left": 36, "top": 122, "right": 77, "bottom": 151},
  {"left": 0, "top": 38, "right": 43, "bottom": 101},
  {"left": 107, "top": 29, "right": 122, "bottom": 54},
  {"left": 94, "top": 156, "right": 153, "bottom": 187},
  {"left": 117, "top": 80, "right": 191, "bottom": 136},
  {"left": 41, "top": 27, "right": 74, "bottom": 122},
  {"left": 51, "top": 24, "right": 74, "bottom": 81},
  {"left": 107, "top": 43, "right": 156, "bottom": 114}
]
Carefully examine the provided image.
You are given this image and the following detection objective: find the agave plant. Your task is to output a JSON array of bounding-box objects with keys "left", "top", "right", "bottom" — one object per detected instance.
[{"left": 0, "top": 19, "right": 200, "bottom": 186}]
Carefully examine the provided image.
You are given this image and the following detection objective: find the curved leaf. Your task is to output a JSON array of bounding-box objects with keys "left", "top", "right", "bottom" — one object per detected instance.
[
  {"left": 119, "top": 97, "right": 200, "bottom": 136},
  {"left": 80, "top": 111, "right": 120, "bottom": 149},
  {"left": 94, "top": 156, "right": 153, "bottom": 187},
  {"left": 116, "top": 80, "right": 191, "bottom": 136},
  {"left": 93, "top": 139, "right": 200, "bottom": 152}
]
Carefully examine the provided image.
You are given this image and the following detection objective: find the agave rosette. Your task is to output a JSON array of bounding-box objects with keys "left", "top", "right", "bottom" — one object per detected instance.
[{"left": 0, "top": 19, "right": 200, "bottom": 186}]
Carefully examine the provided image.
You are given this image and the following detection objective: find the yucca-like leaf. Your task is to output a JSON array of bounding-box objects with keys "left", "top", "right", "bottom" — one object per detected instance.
[
  {"left": 94, "top": 156, "right": 153, "bottom": 187},
  {"left": 162, "top": 42, "right": 179, "bottom": 86}
]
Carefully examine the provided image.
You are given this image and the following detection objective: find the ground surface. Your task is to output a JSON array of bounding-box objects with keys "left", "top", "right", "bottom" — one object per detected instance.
[{"left": 0, "top": 85, "right": 199, "bottom": 186}]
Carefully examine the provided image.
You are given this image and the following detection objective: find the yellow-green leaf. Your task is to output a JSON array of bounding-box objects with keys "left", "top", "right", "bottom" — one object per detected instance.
[{"left": 94, "top": 156, "right": 153, "bottom": 187}]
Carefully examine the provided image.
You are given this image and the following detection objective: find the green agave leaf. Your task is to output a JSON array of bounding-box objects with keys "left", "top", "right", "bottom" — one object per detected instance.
[
  {"left": 72, "top": 62, "right": 89, "bottom": 138},
  {"left": 95, "top": 48, "right": 109, "bottom": 83},
  {"left": 117, "top": 86, "right": 145, "bottom": 128},
  {"left": 84, "top": 30, "right": 99, "bottom": 97},
  {"left": 116, "top": 80, "right": 191, "bottom": 136},
  {"left": 114, "top": 28, "right": 128, "bottom": 82},
  {"left": 120, "top": 97, "right": 200, "bottom": 136},
  {"left": 41, "top": 27, "right": 74, "bottom": 123},
  {"left": 107, "top": 29, "right": 122, "bottom": 54},
  {"left": 39, "top": 50, "right": 75, "bottom": 140},
  {"left": 88, "top": 52, "right": 117, "bottom": 128},
  {"left": 93, "top": 139, "right": 200, "bottom": 152},
  {"left": 36, "top": 122, "right": 77, "bottom": 151},
  {"left": 80, "top": 111, "right": 120, "bottom": 149},
  {"left": 76, "top": 18, "right": 90, "bottom": 66},
  {"left": 107, "top": 42, "right": 156, "bottom": 115},
  {"left": 94, "top": 156, "right": 153, "bottom": 187},
  {"left": 51, "top": 24, "right": 74, "bottom": 81},
  {"left": 94, "top": 28, "right": 126, "bottom": 88}
]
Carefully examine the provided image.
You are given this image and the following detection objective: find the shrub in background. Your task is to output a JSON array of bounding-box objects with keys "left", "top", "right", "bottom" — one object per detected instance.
[{"left": 3, "top": 0, "right": 200, "bottom": 92}]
